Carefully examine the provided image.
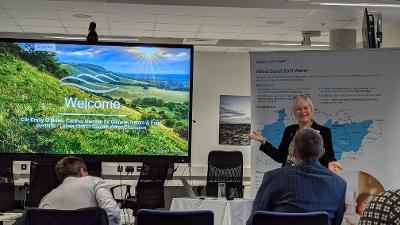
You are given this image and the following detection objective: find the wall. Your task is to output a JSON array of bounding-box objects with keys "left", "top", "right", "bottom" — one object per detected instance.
[
  {"left": 191, "top": 51, "right": 251, "bottom": 172},
  {"left": 383, "top": 21, "right": 400, "bottom": 47}
]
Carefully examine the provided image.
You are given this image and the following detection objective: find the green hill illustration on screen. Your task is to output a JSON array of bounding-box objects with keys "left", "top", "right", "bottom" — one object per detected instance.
[
  {"left": 0, "top": 42, "right": 188, "bottom": 156},
  {"left": 261, "top": 108, "right": 373, "bottom": 160}
]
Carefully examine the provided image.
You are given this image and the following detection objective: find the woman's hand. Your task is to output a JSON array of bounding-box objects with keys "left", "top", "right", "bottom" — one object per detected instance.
[
  {"left": 328, "top": 161, "right": 342, "bottom": 175},
  {"left": 246, "top": 131, "right": 266, "bottom": 144}
]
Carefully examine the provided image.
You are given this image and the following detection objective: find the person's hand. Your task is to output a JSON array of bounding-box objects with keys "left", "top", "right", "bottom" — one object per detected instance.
[
  {"left": 246, "top": 131, "right": 266, "bottom": 144},
  {"left": 328, "top": 161, "right": 342, "bottom": 175}
]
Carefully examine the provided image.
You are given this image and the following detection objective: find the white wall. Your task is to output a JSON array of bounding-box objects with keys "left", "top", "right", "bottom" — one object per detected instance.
[
  {"left": 191, "top": 51, "right": 251, "bottom": 173},
  {"left": 383, "top": 21, "right": 400, "bottom": 47}
]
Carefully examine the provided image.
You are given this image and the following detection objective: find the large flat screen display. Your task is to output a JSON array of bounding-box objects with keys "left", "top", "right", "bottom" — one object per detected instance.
[{"left": 0, "top": 39, "right": 192, "bottom": 162}]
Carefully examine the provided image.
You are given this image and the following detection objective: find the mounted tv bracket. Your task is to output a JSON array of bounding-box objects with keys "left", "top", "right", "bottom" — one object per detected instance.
[
  {"left": 86, "top": 22, "right": 98, "bottom": 43},
  {"left": 301, "top": 31, "right": 321, "bottom": 46}
]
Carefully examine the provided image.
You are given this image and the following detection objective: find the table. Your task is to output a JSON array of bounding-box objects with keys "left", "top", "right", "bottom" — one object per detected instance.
[
  {"left": 0, "top": 212, "right": 23, "bottom": 225},
  {"left": 170, "top": 198, "right": 253, "bottom": 225}
]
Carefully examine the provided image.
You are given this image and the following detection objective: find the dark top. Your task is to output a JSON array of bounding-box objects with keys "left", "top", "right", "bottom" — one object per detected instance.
[
  {"left": 359, "top": 189, "right": 400, "bottom": 225},
  {"left": 259, "top": 121, "right": 336, "bottom": 168},
  {"left": 246, "top": 161, "right": 347, "bottom": 225}
]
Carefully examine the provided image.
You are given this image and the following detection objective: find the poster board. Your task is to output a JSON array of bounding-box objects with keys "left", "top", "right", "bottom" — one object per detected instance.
[{"left": 250, "top": 49, "right": 400, "bottom": 197}]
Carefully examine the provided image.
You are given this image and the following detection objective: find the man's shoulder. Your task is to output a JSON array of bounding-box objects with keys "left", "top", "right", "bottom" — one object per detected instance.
[{"left": 263, "top": 166, "right": 295, "bottom": 179}]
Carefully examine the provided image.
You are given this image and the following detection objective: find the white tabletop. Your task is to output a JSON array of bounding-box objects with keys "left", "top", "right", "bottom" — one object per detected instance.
[
  {"left": 170, "top": 197, "right": 253, "bottom": 225},
  {"left": 0, "top": 212, "right": 23, "bottom": 225}
]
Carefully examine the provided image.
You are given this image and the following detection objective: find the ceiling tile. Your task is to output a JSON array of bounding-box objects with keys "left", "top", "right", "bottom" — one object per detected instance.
[
  {"left": 0, "top": 0, "right": 53, "bottom": 10},
  {"left": 0, "top": 17, "right": 15, "bottom": 25},
  {"left": 308, "top": 9, "right": 360, "bottom": 21},
  {"left": 207, "top": 7, "right": 261, "bottom": 17},
  {"left": 21, "top": 26, "right": 66, "bottom": 34},
  {"left": 243, "top": 26, "right": 296, "bottom": 35},
  {"left": 110, "top": 22, "right": 153, "bottom": 30},
  {"left": 7, "top": 9, "right": 58, "bottom": 19},
  {"left": 63, "top": 20, "right": 109, "bottom": 30},
  {"left": 106, "top": 3, "right": 208, "bottom": 16},
  {"left": 154, "top": 31, "right": 196, "bottom": 38},
  {"left": 204, "top": 17, "right": 252, "bottom": 26},
  {"left": 298, "top": 20, "right": 351, "bottom": 31},
  {"left": 0, "top": 8, "right": 9, "bottom": 18},
  {"left": 108, "top": 14, "right": 156, "bottom": 23},
  {"left": 104, "top": 3, "right": 143, "bottom": 14},
  {"left": 66, "top": 27, "right": 110, "bottom": 36},
  {"left": 57, "top": 11, "right": 108, "bottom": 22},
  {"left": 251, "top": 18, "right": 301, "bottom": 27},
  {"left": 196, "top": 32, "right": 238, "bottom": 39},
  {"left": 238, "top": 33, "right": 282, "bottom": 41},
  {"left": 258, "top": 9, "right": 314, "bottom": 19},
  {"left": 156, "top": 15, "right": 204, "bottom": 25},
  {"left": 47, "top": 1, "right": 105, "bottom": 12},
  {"left": 152, "top": 5, "right": 208, "bottom": 16},
  {"left": 156, "top": 23, "right": 199, "bottom": 32},
  {"left": 200, "top": 25, "right": 245, "bottom": 33},
  {"left": 14, "top": 18, "right": 63, "bottom": 27},
  {"left": 110, "top": 29, "right": 153, "bottom": 37},
  {"left": 342, "top": 20, "right": 362, "bottom": 30},
  {"left": 0, "top": 24, "right": 22, "bottom": 32}
]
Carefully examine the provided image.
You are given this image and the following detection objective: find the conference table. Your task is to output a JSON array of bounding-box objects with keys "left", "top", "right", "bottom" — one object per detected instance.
[{"left": 170, "top": 197, "right": 253, "bottom": 225}]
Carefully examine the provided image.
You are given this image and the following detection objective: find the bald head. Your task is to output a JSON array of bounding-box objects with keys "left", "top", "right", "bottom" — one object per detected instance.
[{"left": 293, "top": 128, "right": 324, "bottom": 162}]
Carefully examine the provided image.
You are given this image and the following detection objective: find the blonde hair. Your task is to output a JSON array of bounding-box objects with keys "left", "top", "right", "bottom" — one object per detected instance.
[{"left": 291, "top": 95, "right": 314, "bottom": 120}]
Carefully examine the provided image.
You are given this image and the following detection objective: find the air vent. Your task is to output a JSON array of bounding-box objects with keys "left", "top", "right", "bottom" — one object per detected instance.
[{"left": 182, "top": 38, "right": 219, "bottom": 45}]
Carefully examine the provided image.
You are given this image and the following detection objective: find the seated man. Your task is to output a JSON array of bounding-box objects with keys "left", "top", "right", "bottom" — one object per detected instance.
[
  {"left": 38, "top": 156, "right": 120, "bottom": 225},
  {"left": 359, "top": 189, "right": 400, "bottom": 225},
  {"left": 246, "top": 128, "right": 346, "bottom": 225}
]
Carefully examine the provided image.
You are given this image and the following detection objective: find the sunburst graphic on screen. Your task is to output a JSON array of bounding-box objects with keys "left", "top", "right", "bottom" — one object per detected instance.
[{"left": 125, "top": 47, "right": 169, "bottom": 76}]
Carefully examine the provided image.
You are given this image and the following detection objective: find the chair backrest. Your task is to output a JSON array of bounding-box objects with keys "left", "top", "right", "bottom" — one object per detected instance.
[
  {"left": 206, "top": 150, "right": 243, "bottom": 198},
  {"left": 25, "top": 207, "right": 109, "bottom": 225},
  {"left": 252, "top": 211, "right": 329, "bottom": 225},
  {"left": 25, "top": 162, "right": 60, "bottom": 207},
  {"left": 137, "top": 209, "right": 214, "bottom": 225},
  {"left": 136, "top": 161, "right": 170, "bottom": 210}
]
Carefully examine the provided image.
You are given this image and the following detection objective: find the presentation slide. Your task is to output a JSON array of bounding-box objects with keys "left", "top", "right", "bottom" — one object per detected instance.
[{"left": 0, "top": 40, "right": 192, "bottom": 157}]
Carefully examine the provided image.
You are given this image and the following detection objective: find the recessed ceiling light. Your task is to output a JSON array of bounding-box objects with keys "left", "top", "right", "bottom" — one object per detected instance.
[
  {"left": 266, "top": 20, "right": 285, "bottom": 25},
  {"left": 73, "top": 13, "right": 92, "bottom": 19}
]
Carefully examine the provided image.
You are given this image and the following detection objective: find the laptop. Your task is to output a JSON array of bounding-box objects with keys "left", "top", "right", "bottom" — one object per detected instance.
[{"left": 180, "top": 177, "right": 197, "bottom": 198}]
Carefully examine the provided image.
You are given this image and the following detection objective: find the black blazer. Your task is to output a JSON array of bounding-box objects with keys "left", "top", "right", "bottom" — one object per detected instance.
[{"left": 259, "top": 121, "right": 336, "bottom": 168}]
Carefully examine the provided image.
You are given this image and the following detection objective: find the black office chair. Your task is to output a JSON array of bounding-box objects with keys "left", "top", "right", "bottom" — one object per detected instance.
[
  {"left": 24, "top": 207, "right": 109, "bottom": 225},
  {"left": 137, "top": 209, "right": 214, "bottom": 225},
  {"left": 252, "top": 211, "right": 329, "bottom": 225},
  {"left": 206, "top": 150, "right": 243, "bottom": 198},
  {"left": 110, "top": 161, "right": 170, "bottom": 216}
]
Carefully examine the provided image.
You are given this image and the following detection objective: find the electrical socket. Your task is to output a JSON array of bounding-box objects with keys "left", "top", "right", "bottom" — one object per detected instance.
[
  {"left": 125, "top": 166, "right": 134, "bottom": 173},
  {"left": 117, "top": 165, "right": 123, "bottom": 172}
]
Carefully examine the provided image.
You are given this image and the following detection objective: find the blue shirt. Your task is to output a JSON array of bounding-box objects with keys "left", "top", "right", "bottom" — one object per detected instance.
[{"left": 247, "top": 161, "right": 346, "bottom": 225}]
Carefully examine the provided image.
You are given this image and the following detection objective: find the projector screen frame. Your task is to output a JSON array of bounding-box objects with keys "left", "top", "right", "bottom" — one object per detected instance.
[{"left": 0, "top": 37, "right": 193, "bottom": 163}]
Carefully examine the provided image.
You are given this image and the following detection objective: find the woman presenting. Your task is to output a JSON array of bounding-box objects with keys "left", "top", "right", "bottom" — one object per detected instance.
[{"left": 247, "top": 95, "right": 342, "bottom": 174}]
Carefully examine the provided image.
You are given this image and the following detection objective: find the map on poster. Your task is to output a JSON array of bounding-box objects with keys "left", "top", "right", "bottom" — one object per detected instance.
[{"left": 261, "top": 108, "right": 382, "bottom": 160}]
